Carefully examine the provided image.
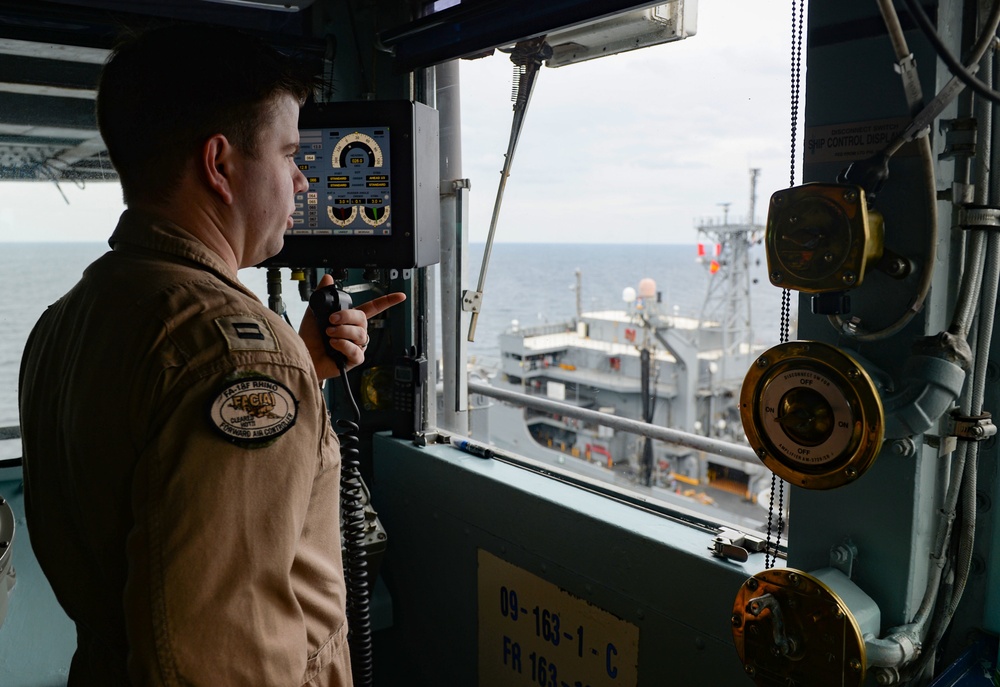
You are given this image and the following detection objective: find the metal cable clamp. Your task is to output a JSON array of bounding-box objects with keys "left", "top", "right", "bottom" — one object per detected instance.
[
  {"left": 950, "top": 410, "right": 997, "bottom": 441},
  {"left": 959, "top": 205, "right": 1000, "bottom": 230}
]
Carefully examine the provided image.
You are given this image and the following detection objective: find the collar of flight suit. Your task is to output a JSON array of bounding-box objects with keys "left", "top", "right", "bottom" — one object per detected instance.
[{"left": 108, "top": 208, "right": 261, "bottom": 302}]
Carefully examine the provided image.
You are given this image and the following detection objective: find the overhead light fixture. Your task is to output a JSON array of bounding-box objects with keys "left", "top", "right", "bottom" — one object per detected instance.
[
  {"left": 544, "top": 1, "right": 697, "bottom": 68},
  {"left": 380, "top": 0, "right": 697, "bottom": 71}
]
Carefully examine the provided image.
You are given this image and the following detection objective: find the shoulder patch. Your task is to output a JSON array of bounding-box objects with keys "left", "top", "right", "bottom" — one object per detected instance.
[
  {"left": 208, "top": 376, "right": 298, "bottom": 446},
  {"left": 213, "top": 315, "right": 281, "bottom": 352}
]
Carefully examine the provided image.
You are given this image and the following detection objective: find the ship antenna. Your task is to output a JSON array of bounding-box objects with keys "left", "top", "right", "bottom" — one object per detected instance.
[
  {"left": 718, "top": 202, "right": 731, "bottom": 226},
  {"left": 748, "top": 167, "right": 760, "bottom": 225}
]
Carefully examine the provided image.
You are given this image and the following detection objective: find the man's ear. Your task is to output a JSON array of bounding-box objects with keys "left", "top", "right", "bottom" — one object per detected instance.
[{"left": 203, "top": 133, "right": 235, "bottom": 205}]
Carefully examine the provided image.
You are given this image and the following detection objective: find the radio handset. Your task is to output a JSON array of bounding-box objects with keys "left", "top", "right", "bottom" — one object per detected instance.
[
  {"left": 309, "top": 285, "right": 354, "bottom": 372},
  {"left": 308, "top": 283, "right": 375, "bottom": 683}
]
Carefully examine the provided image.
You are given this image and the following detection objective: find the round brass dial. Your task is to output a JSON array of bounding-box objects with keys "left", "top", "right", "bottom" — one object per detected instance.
[
  {"left": 740, "top": 341, "right": 884, "bottom": 489},
  {"left": 771, "top": 193, "right": 852, "bottom": 281},
  {"left": 765, "top": 183, "right": 884, "bottom": 293},
  {"left": 732, "top": 568, "right": 867, "bottom": 687}
]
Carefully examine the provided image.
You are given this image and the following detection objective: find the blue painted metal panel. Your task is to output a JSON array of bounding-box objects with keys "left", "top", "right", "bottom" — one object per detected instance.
[{"left": 371, "top": 433, "right": 764, "bottom": 686}]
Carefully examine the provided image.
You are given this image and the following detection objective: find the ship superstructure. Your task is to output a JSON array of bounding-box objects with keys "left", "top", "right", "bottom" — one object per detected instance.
[{"left": 482, "top": 172, "right": 775, "bottom": 515}]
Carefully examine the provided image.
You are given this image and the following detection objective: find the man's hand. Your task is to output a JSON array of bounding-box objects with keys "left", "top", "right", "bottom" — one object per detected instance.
[{"left": 300, "top": 273, "right": 407, "bottom": 380}]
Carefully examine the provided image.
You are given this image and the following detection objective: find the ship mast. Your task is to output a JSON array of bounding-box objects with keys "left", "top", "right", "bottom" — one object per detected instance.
[{"left": 696, "top": 168, "right": 762, "bottom": 392}]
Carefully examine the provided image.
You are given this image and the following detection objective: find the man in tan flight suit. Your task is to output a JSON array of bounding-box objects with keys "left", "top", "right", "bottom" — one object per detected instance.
[{"left": 18, "top": 24, "right": 404, "bottom": 686}]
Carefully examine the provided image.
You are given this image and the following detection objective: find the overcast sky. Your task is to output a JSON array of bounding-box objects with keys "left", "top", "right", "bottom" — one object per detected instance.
[{"left": 0, "top": 0, "right": 796, "bottom": 244}]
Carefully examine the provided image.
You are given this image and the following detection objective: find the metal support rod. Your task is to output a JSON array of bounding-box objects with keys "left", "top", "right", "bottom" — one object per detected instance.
[
  {"left": 418, "top": 67, "right": 437, "bottom": 433},
  {"left": 468, "top": 381, "right": 760, "bottom": 464},
  {"left": 437, "top": 59, "right": 469, "bottom": 432},
  {"left": 466, "top": 38, "right": 550, "bottom": 341}
]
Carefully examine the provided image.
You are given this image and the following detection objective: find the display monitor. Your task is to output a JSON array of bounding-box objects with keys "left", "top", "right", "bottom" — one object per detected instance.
[{"left": 261, "top": 99, "right": 440, "bottom": 269}]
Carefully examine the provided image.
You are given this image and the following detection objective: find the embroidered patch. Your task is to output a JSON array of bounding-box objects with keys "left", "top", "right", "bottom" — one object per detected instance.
[
  {"left": 213, "top": 315, "right": 280, "bottom": 352},
  {"left": 208, "top": 376, "right": 298, "bottom": 445}
]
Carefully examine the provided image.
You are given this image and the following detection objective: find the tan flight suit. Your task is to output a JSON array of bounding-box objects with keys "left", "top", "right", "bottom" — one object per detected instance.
[{"left": 19, "top": 210, "right": 352, "bottom": 686}]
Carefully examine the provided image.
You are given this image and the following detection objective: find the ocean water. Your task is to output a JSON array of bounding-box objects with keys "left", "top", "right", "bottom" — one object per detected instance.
[
  {"left": 460, "top": 243, "right": 788, "bottom": 363},
  {"left": 0, "top": 241, "right": 792, "bottom": 452}
]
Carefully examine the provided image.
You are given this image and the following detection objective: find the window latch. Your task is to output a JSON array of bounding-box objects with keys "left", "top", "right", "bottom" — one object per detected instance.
[{"left": 709, "top": 527, "right": 768, "bottom": 563}]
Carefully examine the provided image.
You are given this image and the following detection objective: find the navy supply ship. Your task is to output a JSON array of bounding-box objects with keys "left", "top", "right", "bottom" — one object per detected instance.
[{"left": 473, "top": 171, "right": 780, "bottom": 527}]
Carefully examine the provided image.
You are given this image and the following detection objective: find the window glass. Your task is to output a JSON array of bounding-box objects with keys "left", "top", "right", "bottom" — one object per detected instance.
[
  {"left": 456, "top": 0, "right": 798, "bottom": 532},
  {"left": 0, "top": 182, "right": 123, "bottom": 460}
]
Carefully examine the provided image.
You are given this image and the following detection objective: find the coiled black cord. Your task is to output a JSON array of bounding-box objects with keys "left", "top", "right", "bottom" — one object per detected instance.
[
  {"left": 309, "top": 282, "right": 374, "bottom": 686},
  {"left": 335, "top": 365, "right": 372, "bottom": 687}
]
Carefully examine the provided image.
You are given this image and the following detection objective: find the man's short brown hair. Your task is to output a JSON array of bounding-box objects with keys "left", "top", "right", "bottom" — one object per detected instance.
[{"left": 97, "top": 24, "right": 316, "bottom": 205}]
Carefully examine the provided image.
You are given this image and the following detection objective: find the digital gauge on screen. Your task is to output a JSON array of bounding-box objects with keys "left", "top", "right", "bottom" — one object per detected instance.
[{"left": 293, "top": 126, "right": 393, "bottom": 236}]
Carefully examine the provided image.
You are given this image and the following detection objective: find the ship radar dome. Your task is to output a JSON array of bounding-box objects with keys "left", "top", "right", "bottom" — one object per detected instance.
[
  {"left": 622, "top": 287, "right": 637, "bottom": 303},
  {"left": 638, "top": 278, "right": 657, "bottom": 299}
]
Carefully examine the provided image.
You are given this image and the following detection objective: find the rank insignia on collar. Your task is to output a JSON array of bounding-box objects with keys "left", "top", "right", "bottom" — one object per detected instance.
[{"left": 208, "top": 375, "right": 298, "bottom": 446}]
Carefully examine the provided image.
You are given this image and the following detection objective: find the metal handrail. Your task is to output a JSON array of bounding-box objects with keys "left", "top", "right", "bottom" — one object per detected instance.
[
  {"left": 504, "top": 321, "right": 574, "bottom": 338},
  {"left": 467, "top": 381, "right": 760, "bottom": 465}
]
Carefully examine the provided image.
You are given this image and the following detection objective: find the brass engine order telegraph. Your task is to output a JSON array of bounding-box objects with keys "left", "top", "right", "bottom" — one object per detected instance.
[
  {"left": 733, "top": 4, "right": 893, "bottom": 679},
  {"left": 741, "top": 340, "right": 884, "bottom": 490},
  {"left": 732, "top": 567, "right": 874, "bottom": 687},
  {"left": 740, "top": 183, "right": 887, "bottom": 489},
  {"left": 765, "top": 183, "right": 884, "bottom": 295},
  {"left": 734, "top": 182, "right": 890, "bottom": 681}
]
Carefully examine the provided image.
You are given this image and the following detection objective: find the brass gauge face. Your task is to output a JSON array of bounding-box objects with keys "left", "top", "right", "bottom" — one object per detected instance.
[
  {"left": 740, "top": 341, "right": 884, "bottom": 489},
  {"left": 732, "top": 568, "right": 866, "bottom": 687},
  {"left": 765, "top": 183, "right": 884, "bottom": 293},
  {"left": 772, "top": 194, "right": 852, "bottom": 282}
]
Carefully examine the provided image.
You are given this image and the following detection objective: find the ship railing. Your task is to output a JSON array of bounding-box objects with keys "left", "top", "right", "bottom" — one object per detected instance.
[
  {"left": 3, "top": 391, "right": 759, "bottom": 466},
  {"left": 503, "top": 322, "right": 574, "bottom": 337},
  {"left": 468, "top": 381, "right": 759, "bottom": 465}
]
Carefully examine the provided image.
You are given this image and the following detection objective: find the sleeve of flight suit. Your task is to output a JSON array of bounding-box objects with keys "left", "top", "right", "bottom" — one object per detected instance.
[{"left": 123, "top": 349, "right": 346, "bottom": 686}]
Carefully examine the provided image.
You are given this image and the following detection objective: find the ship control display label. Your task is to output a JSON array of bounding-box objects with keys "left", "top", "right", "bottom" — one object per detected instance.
[
  {"left": 803, "top": 116, "right": 917, "bottom": 165},
  {"left": 478, "top": 549, "right": 639, "bottom": 687}
]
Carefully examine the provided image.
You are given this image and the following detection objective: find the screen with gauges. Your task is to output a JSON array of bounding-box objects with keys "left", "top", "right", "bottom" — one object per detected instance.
[
  {"left": 299, "top": 126, "right": 393, "bottom": 235},
  {"left": 260, "top": 100, "right": 440, "bottom": 269}
]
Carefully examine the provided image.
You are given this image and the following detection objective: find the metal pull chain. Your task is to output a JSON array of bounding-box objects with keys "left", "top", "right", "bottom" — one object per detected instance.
[{"left": 765, "top": 0, "right": 805, "bottom": 570}]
